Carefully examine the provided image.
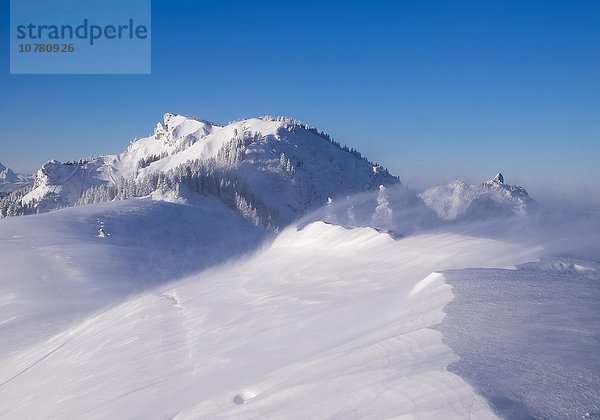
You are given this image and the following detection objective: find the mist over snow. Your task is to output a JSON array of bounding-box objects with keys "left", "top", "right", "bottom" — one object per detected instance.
[
  {"left": 0, "top": 113, "right": 598, "bottom": 419},
  {"left": 401, "top": 168, "right": 600, "bottom": 214}
]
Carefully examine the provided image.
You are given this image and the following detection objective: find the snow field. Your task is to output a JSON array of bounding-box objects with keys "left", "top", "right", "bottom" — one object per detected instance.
[{"left": 0, "top": 219, "right": 539, "bottom": 419}]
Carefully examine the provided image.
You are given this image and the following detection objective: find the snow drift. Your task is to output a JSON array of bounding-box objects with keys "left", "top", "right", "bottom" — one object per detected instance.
[{"left": 0, "top": 214, "right": 541, "bottom": 419}]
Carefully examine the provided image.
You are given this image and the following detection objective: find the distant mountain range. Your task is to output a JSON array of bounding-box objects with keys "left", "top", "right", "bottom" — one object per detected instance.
[{"left": 0, "top": 114, "right": 534, "bottom": 223}]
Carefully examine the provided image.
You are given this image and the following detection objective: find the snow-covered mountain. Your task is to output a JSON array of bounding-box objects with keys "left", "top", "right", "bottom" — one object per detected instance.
[
  {"left": 3, "top": 116, "right": 541, "bottom": 228},
  {"left": 0, "top": 162, "right": 32, "bottom": 192},
  {"left": 17, "top": 114, "right": 399, "bottom": 225},
  {"left": 419, "top": 173, "right": 534, "bottom": 221},
  {"left": 0, "top": 162, "right": 17, "bottom": 183},
  {"left": 1, "top": 121, "right": 599, "bottom": 418}
]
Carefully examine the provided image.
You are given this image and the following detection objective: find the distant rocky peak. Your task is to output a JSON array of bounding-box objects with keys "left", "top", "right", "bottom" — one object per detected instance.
[
  {"left": 0, "top": 165, "right": 18, "bottom": 183},
  {"left": 420, "top": 172, "right": 534, "bottom": 221}
]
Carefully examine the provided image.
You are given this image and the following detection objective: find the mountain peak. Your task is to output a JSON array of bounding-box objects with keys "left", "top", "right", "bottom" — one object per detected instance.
[
  {"left": 0, "top": 162, "right": 33, "bottom": 191},
  {"left": 12, "top": 113, "right": 399, "bottom": 224},
  {"left": 0, "top": 162, "right": 18, "bottom": 183},
  {"left": 420, "top": 173, "right": 534, "bottom": 220}
]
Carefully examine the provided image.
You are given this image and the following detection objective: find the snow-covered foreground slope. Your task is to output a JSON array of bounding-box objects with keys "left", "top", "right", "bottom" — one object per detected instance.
[
  {"left": 0, "top": 198, "right": 265, "bottom": 356},
  {"left": 440, "top": 260, "right": 600, "bottom": 419},
  {"left": 0, "top": 220, "right": 540, "bottom": 419}
]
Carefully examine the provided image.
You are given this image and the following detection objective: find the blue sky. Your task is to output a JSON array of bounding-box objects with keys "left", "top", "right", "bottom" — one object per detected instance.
[{"left": 1, "top": 0, "right": 599, "bottom": 206}]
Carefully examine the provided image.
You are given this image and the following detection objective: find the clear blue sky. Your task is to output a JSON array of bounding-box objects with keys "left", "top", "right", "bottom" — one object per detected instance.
[{"left": 1, "top": 1, "right": 599, "bottom": 206}]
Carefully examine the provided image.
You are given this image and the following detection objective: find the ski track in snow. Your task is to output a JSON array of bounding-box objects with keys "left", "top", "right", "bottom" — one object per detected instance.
[
  {"left": 0, "top": 216, "right": 543, "bottom": 419},
  {"left": 0, "top": 198, "right": 265, "bottom": 357},
  {"left": 160, "top": 291, "right": 205, "bottom": 374},
  {"left": 0, "top": 339, "right": 69, "bottom": 389}
]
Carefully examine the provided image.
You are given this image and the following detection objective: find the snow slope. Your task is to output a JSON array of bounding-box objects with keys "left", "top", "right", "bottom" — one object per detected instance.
[
  {"left": 0, "top": 198, "right": 266, "bottom": 357},
  {"left": 0, "top": 218, "right": 541, "bottom": 419},
  {"left": 420, "top": 173, "right": 534, "bottom": 220},
  {"left": 20, "top": 114, "right": 398, "bottom": 223}
]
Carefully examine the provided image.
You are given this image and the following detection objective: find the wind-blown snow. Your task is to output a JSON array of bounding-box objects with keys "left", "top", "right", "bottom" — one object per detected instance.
[
  {"left": 0, "top": 215, "right": 540, "bottom": 419},
  {"left": 0, "top": 198, "right": 265, "bottom": 356},
  {"left": 420, "top": 173, "right": 534, "bottom": 220},
  {"left": 439, "top": 259, "right": 600, "bottom": 419}
]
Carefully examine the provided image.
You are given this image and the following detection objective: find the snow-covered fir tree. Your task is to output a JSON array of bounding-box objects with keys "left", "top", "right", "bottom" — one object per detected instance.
[
  {"left": 76, "top": 135, "right": 281, "bottom": 229},
  {"left": 372, "top": 184, "right": 393, "bottom": 228},
  {"left": 0, "top": 187, "right": 37, "bottom": 218},
  {"left": 325, "top": 197, "right": 336, "bottom": 223}
]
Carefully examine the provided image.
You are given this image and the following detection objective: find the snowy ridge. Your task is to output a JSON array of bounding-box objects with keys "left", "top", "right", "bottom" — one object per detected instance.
[
  {"left": 22, "top": 158, "right": 109, "bottom": 211},
  {"left": 420, "top": 173, "right": 534, "bottom": 220},
  {"left": 16, "top": 114, "right": 398, "bottom": 225},
  {"left": 0, "top": 213, "right": 541, "bottom": 419}
]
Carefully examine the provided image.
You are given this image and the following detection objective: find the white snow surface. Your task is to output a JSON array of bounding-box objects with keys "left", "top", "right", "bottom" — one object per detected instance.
[
  {"left": 0, "top": 198, "right": 546, "bottom": 419},
  {"left": 439, "top": 260, "right": 600, "bottom": 419},
  {"left": 0, "top": 198, "right": 265, "bottom": 357}
]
